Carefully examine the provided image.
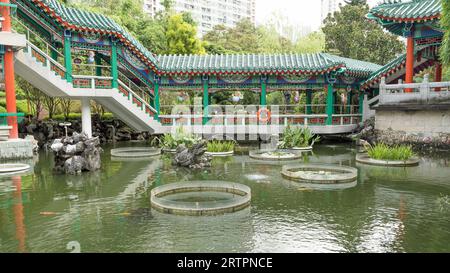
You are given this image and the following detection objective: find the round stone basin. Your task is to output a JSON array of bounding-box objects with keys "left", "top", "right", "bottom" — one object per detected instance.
[
  {"left": 205, "top": 151, "right": 234, "bottom": 157},
  {"left": 111, "top": 147, "right": 161, "bottom": 158},
  {"left": 150, "top": 181, "right": 251, "bottom": 216},
  {"left": 0, "top": 164, "right": 31, "bottom": 176},
  {"left": 249, "top": 150, "right": 303, "bottom": 161},
  {"left": 289, "top": 146, "right": 313, "bottom": 151},
  {"left": 356, "top": 153, "right": 420, "bottom": 167},
  {"left": 281, "top": 164, "right": 358, "bottom": 184},
  {"left": 162, "top": 148, "right": 177, "bottom": 154}
]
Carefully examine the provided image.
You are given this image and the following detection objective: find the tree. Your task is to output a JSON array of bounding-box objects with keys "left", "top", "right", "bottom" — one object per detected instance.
[
  {"left": 166, "top": 14, "right": 205, "bottom": 55},
  {"left": 60, "top": 98, "right": 74, "bottom": 120},
  {"left": 294, "top": 32, "right": 325, "bottom": 54},
  {"left": 43, "top": 96, "right": 61, "bottom": 119},
  {"left": 17, "top": 77, "right": 45, "bottom": 118},
  {"left": 322, "top": 3, "right": 404, "bottom": 65},
  {"left": 343, "top": 0, "right": 367, "bottom": 5},
  {"left": 441, "top": 0, "right": 450, "bottom": 66},
  {"left": 203, "top": 20, "right": 260, "bottom": 54}
]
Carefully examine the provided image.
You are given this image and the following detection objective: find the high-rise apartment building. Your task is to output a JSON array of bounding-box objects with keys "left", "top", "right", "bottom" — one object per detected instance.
[
  {"left": 144, "top": 0, "right": 256, "bottom": 36},
  {"left": 321, "top": 0, "right": 341, "bottom": 24},
  {"left": 143, "top": 0, "right": 163, "bottom": 18}
]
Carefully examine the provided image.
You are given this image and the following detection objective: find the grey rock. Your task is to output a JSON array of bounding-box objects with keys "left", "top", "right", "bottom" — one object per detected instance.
[{"left": 173, "top": 141, "right": 212, "bottom": 169}]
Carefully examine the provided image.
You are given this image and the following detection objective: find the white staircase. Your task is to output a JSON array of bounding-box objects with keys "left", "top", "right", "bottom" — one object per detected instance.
[{"left": 14, "top": 41, "right": 163, "bottom": 133}]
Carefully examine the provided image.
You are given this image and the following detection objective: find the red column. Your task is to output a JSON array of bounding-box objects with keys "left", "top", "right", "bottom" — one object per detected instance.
[
  {"left": 435, "top": 62, "right": 443, "bottom": 91},
  {"left": 405, "top": 36, "right": 414, "bottom": 93},
  {"left": 13, "top": 176, "right": 26, "bottom": 253},
  {"left": 1, "top": 0, "right": 18, "bottom": 139}
]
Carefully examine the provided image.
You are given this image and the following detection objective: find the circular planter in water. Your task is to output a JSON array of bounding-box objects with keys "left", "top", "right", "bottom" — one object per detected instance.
[
  {"left": 162, "top": 148, "right": 177, "bottom": 154},
  {"left": 0, "top": 164, "right": 31, "bottom": 176},
  {"left": 150, "top": 181, "right": 251, "bottom": 216},
  {"left": 281, "top": 164, "right": 358, "bottom": 184},
  {"left": 205, "top": 151, "right": 234, "bottom": 157},
  {"left": 111, "top": 147, "right": 161, "bottom": 158},
  {"left": 289, "top": 146, "right": 313, "bottom": 151},
  {"left": 356, "top": 153, "right": 420, "bottom": 167},
  {"left": 249, "top": 150, "right": 303, "bottom": 161}
]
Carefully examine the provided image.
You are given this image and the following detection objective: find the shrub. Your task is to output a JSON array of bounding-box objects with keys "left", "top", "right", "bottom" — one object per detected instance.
[
  {"left": 278, "top": 126, "right": 320, "bottom": 149},
  {"left": 367, "top": 143, "right": 415, "bottom": 161},
  {"left": 207, "top": 140, "right": 235, "bottom": 153},
  {"left": 47, "top": 112, "right": 114, "bottom": 121},
  {"left": 154, "top": 126, "right": 201, "bottom": 149}
]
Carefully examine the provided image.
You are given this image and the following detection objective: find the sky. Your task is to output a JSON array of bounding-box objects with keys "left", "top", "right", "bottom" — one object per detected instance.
[{"left": 256, "top": 0, "right": 382, "bottom": 31}]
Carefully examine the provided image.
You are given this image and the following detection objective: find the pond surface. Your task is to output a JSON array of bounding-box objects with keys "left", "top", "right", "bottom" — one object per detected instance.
[{"left": 1, "top": 143, "right": 450, "bottom": 253}]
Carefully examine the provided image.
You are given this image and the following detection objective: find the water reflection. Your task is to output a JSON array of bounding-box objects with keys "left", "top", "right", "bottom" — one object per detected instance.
[{"left": 0, "top": 143, "right": 449, "bottom": 252}]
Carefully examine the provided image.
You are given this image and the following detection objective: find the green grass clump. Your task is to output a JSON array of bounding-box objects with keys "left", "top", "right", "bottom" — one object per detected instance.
[
  {"left": 207, "top": 140, "right": 235, "bottom": 153},
  {"left": 278, "top": 125, "right": 320, "bottom": 149},
  {"left": 154, "top": 126, "right": 201, "bottom": 149},
  {"left": 367, "top": 143, "right": 415, "bottom": 161}
]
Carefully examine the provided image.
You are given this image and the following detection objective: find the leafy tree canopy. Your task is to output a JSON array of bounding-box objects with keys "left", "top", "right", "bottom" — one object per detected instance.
[{"left": 322, "top": 2, "right": 404, "bottom": 64}]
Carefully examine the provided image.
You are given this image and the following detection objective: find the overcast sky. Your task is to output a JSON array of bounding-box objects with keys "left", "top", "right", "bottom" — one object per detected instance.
[{"left": 256, "top": 0, "right": 382, "bottom": 30}]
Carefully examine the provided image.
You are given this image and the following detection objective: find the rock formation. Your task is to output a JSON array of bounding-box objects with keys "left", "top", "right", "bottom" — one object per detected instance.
[
  {"left": 19, "top": 115, "right": 152, "bottom": 149},
  {"left": 172, "top": 141, "right": 212, "bottom": 169},
  {"left": 51, "top": 132, "right": 103, "bottom": 174}
]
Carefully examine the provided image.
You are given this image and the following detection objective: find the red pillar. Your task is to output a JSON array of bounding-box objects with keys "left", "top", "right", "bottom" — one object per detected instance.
[
  {"left": 405, "top": 36, "right": 414, "bottom": 93},
  {"left": 435, "top": 62, "right": 443, "bottom": 91},
  {"left": 13, "top": 176, "right": 26, "bottom": 253},
  {"left": 1, "top": 0, "right": 18, "bottom": 139}
]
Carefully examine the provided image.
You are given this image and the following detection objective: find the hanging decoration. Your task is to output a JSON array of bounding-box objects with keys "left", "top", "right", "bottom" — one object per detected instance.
[
  {"left": 87, "top": 51, "right": 95, "bottom": 64},
  {"left": 294, "top": 91, "right": 300, "bottom": 103}
]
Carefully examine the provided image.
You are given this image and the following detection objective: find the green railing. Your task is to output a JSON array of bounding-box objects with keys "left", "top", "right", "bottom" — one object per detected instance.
[{"left": 0, "top": 113, "right": 25, "bottom": 126}]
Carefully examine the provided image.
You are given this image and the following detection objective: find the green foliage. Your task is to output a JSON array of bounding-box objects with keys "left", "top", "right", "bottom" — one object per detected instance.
[
  {"left": 294, "top": 32, "right": 326, "bottom": 54},
  {"left": 278, "top": 126, "right": 320, "bottom": 149},
  {"left": 203, "top": 19, "right": 325, "bottom": 55},
  {"left": 442, "top": 0, "right": 450, "bottom": 65},
  {"left": 0, "top": 99, "right": 30, "bottom": 115},
  {"left": 203, "top": 20, "right": 261, "bottom": 54},
  {"left": 0, "top": 105, "right": 6, "bottom": 113},
  {"left": 207, "top": 140, "right": 236, "bottom": 153},
  {"left": 367, "top": 143, "right": 415, "bottom": 161},
  {"left": 166, "top": 14, "right": 205, "bottom": 55},
  {"left": 322, "top": 3, "right": 404, "bottom": 65},
  {"left": 155, "top": 126, "right": 201, "bottom": 149},
  {"left": 47, "top": 112, "right": 114, "bottom": 121}
]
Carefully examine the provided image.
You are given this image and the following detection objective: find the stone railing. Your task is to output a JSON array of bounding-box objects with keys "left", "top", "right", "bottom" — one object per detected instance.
[{"left": 379, "top": 75, "right": 450, "bottom": 105}]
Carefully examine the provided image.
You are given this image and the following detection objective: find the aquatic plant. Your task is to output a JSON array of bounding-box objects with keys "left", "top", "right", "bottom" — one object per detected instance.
[
  {"left": 152, "top": 126, "right": 201, "bottom": 149},
  {"left": 278, "top": 126, "right": 320, "bottom": 149},
  {"left": 207, "top": 140, "right": 236, "bottom": 153},
  {"left": 367, "top": 143, "right": 415, "bottom": 161}
]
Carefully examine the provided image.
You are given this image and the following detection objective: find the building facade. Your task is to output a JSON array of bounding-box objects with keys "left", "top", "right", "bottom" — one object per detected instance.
[
  {"left": 144, "top": 0, "right": 256, "bottom": 36},
  {"left": 321, "top": 0, "right": 340, "bottom": 24},
  {"left": 143, "top": 0, "right": 163, "bottom": 18}
]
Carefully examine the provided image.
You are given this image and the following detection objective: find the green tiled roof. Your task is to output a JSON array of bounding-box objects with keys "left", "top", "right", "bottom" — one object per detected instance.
[
  {"left": 361, "top": 53, "right": 407, "bottom": 89},
  {"left": 368, "top": 0, "right": 441, "bottom": 21},
  {"left": 158, "top": 53, "right": 382, "bottom": 76},
  {"left": 22, "top": 0, "right": 382, "bottom": 79},
  {"left": 32, "top": 0, "right": 159, "bottom": 68},
  {"left": 324, "top": 54, "right": 383, "bottom": 77}
]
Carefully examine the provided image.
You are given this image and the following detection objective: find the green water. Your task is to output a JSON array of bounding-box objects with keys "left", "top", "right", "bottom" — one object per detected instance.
[{"left": 1, "top": 143, "right": 450, "bottom": 253}]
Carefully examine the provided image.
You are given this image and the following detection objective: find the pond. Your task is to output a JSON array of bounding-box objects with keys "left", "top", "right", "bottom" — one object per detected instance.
[{"left": 0, "top": 143, "right": 450, "bottom": 253}]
